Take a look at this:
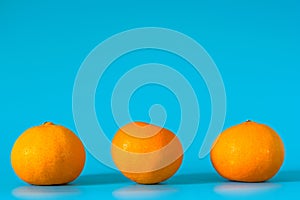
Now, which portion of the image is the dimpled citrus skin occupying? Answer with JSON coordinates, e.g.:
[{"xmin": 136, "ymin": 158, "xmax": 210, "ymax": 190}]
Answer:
[
  {"xmin": 111, "ymin": 122, "xmax": 183, "ymax": 184},
  {"xmin": 11, "ymin": 122, "xmax": 86, "ymax": 185},
  {"xmin": 210, "ymin": 120, "xmax": 284, "ymax": 182}
]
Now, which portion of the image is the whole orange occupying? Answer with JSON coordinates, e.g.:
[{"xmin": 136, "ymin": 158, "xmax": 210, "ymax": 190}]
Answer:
[
  {"xmin": 111, "ymin": 122, "xmax": 183, "ymax": 184},
  {"xmin": 11, "ymin": 122, "xmax": 86, "ymax": 185},
  {"xmin": 210, "ymin": 120, "xmax": 284, "ymax": 182}
]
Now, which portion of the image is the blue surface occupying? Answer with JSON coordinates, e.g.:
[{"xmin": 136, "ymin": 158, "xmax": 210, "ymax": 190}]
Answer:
[
  {"xmin": 1, "ymin": 0, "xmax": 300, "ymax": 199},
  {"xmin": 3, "ymin": 171, "xmax": 300, "ymax": 199}
]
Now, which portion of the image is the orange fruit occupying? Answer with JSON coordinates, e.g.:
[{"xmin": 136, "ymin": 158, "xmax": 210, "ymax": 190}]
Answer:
[
  {"xmin": 111, "ymin": 122, "xmax": 183, "ymax": 184},
  {"xmin": 11, "ymin": 122, "xmax": 86, "ymax": 185},
  {"xmin": 210, "ymin": 120, "xmax": 284, "ymax": 182}
]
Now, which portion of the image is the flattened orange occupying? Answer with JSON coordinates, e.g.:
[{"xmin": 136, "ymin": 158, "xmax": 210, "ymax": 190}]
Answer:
[
  {"xmin": 210, "ymin": 120, "xmax": 284, "ymax": 182},
  {"xmin": 11, "ymin": 122, "xmax": 86, "ymax": 185},
  {"xmin": 111, "ymin": 122, "xmax": 183, "ymax": 184}
]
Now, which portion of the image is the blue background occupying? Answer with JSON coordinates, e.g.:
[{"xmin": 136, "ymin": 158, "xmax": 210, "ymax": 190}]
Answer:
[{"xmin": 1, "ymin": 0, "xmax": 300, "ymax": 199}]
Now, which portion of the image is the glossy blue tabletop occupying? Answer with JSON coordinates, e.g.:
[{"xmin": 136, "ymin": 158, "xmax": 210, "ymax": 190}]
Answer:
[{"xmin": 3, "ymin": 171, "xmax": 300, "ymax": 200}]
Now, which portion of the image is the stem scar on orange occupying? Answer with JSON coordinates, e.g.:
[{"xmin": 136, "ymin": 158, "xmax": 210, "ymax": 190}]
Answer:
[
  {"xmin": 210, "ymin": 120, "xmax": 285, "ymax": 182},
  {"xmin": 111, "ymin": 122, "xmax": 183, "ymax": 184},
  {"xmin": 11, "ymin": 122, "xmax": 86, "ymax": 185}
]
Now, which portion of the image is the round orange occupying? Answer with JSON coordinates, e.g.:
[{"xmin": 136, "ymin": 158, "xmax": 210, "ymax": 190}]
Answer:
[
  {"xmin": 11, "ymin": 122, "xmax": 86, "ymax": 185},
  {"xmin": 111, "ymin": 122, "xmax": 183, "ymax": 184},
  {"xmin": 210, "ymin": 120, "xmax": 284, "ymax": 182}
]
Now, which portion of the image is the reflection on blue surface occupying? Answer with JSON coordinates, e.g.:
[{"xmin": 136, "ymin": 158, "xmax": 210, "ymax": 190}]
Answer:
[
  {"xmin": 12, "ymin": 185, "xmax": 81, "ymax": 199},
  {"xmin": 113, "ymin": 184, "xmax": 177, "ymax": 199},
  {"xmin": 6, "ymin": 172, "xmax": 300, "ymax": 200},
  {"xmin": 214, "ymin": 182, "xmax": 280, "ymax": 196}
]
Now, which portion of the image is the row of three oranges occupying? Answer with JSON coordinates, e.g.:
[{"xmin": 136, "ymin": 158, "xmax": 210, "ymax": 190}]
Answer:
[{"xmin": 11, "ymin": 120, "xmax": 284, "ymax": 185}]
